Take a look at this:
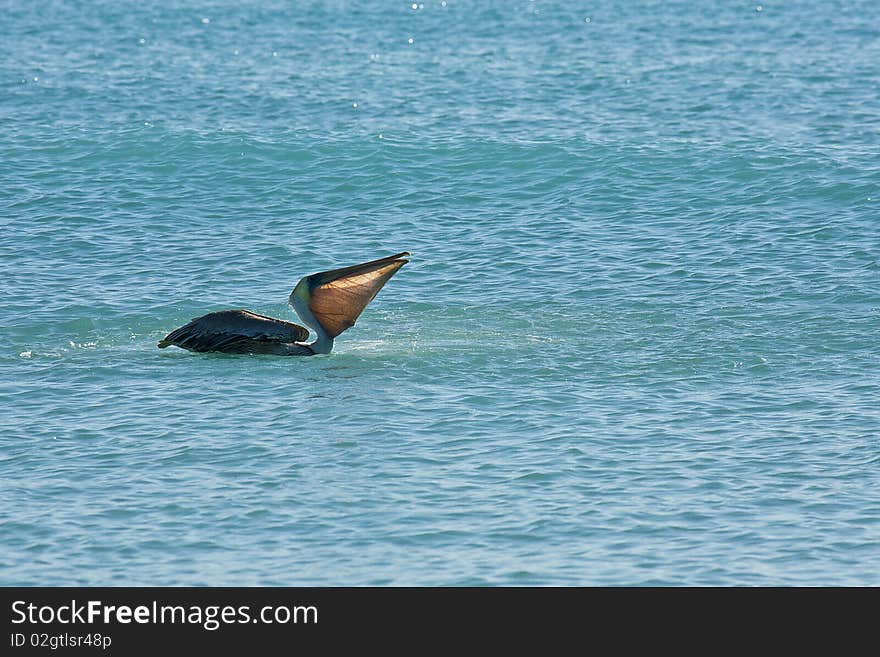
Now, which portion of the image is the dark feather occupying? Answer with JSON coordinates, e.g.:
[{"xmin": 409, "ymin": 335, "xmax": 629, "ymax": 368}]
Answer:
[{"xmin": 158, "ymin": 309, "xmax": 310, "ymax": 353}]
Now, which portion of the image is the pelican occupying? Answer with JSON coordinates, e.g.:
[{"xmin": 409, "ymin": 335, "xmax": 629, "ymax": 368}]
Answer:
[{"xmin": 158, "ymin": 252, "xmax": 409, "ymax": 356}]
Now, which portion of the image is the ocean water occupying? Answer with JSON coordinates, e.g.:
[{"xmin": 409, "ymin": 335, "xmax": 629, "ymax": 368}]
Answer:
[{"xmin": 2, "ymin": 0, "xmax": 878, "ymax": 586}]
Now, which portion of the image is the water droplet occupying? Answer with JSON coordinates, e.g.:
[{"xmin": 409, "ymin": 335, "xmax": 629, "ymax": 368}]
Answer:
[
  {"xmin": 441, "ymin": 0, "xmax": 447, "ymax": 6},
  {"xmin": 756, "ymin": 5, "xmax": 763, "ymax": 11},
  {"xmin": 139, "ymin": 38, "xmax": 146, "ymax": 44},
  {"xmin": 352, "ymin": 102, "xmax": 358, "ymax": 108},
  {"xmin": 33, "ymin": 76, "xmax": 39, "ymax": 82},
  {"xmin": 378, "ymin": 133, "xmax": 383, "ymax": 139},
  {"xmin": 408, "ymin": 37, "xmax": 414, "ymax": 44},
  {"xmin": 411, "ymin": 3, "xmax": 418, "ymax": 8},
  {"xmin": 201, "ymin": 17, "xmax": 210, "ymax": 24},
  {"xmin": 272, "ymin": 51, "xmax": 278, "ymax": 57},
  {"xmin": 584, "ymin": 17, "xmax": 591, "ymax": 23}
]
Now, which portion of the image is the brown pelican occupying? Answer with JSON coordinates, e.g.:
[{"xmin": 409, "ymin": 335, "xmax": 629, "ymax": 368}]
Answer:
[{"xmin": 158, "ymin": 252, "xmax": 409, "ymax": 355}]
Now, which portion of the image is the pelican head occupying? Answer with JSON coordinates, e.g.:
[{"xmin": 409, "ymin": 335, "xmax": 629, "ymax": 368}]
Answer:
[{"xmin": 288, "ymin": 251, "xmax": 410, "ymax": 354}]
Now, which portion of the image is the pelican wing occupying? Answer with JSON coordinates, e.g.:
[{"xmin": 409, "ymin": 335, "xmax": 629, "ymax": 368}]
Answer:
[
  {"xmin": 306, "ymin": 252, "xmax": 409, "ymax": 338},
  {"xmin": 158, "ymin": 309, "xmax": 310, "ymax": 353}
]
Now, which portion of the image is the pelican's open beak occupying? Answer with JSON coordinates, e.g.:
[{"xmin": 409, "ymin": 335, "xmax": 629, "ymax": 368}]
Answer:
[{"xmin": 305, "ymin": 252, "xmax": 410, "ymax": 338}]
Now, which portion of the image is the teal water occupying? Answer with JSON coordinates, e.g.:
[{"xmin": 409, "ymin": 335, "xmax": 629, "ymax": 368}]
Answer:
[{"xmin": 2, "ymin": 1, "xmax": 879, "ymax": 585}]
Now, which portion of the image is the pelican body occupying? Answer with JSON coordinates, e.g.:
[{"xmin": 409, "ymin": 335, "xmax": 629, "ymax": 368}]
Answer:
[{"xmin": 158, "ymin": 252, "xmax": 409, "ymax": 356}]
